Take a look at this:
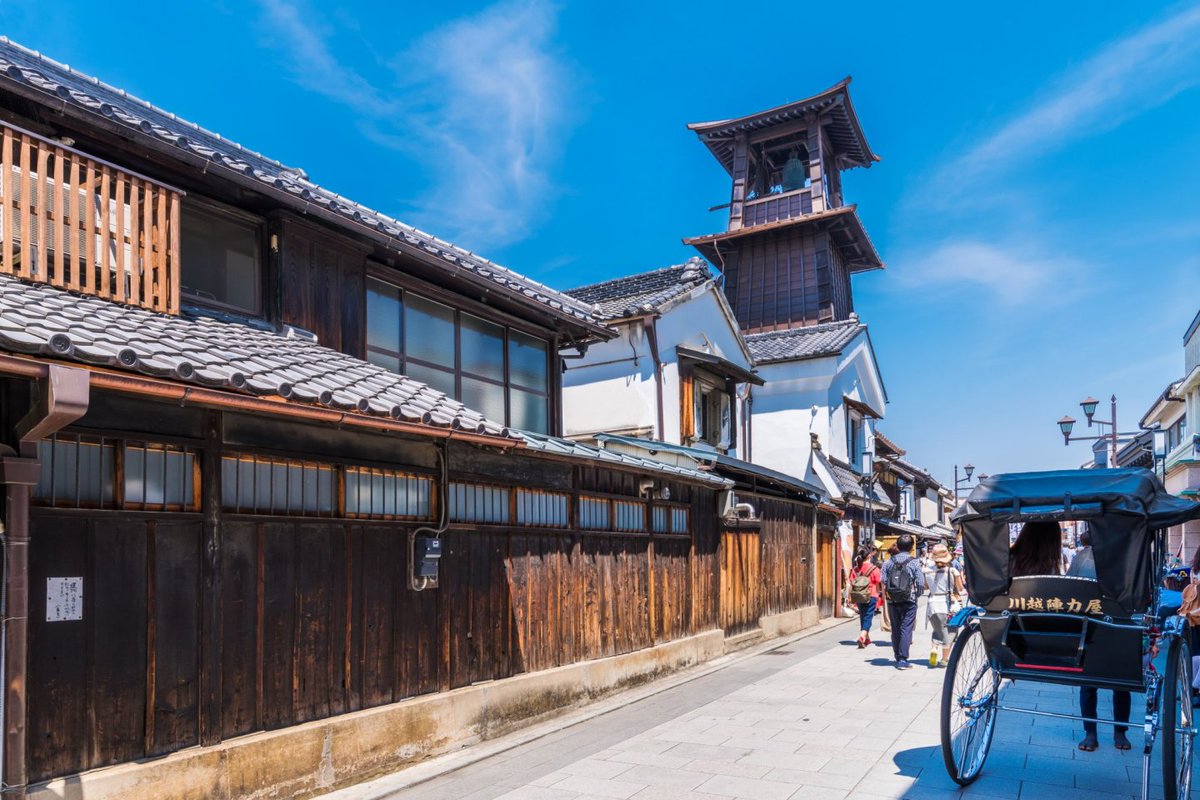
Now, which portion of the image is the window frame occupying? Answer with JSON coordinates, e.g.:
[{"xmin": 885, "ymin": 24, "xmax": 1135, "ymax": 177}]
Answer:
[
  {"xmin": 364, "ymin": 276, "xmax": 552, "ymax": 433},
  {"xmin": 179, "ymin": 198, "xmax": 267, "ymax": 317}
]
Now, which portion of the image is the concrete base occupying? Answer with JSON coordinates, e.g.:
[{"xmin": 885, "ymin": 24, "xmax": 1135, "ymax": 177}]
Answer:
[
  {"xmin": 29, "ymin": 629, "xmax": 726, "ymax": 800},
  {"xmin": 759, "ymin": 605, "xmax": 820, "ymax": 639}
]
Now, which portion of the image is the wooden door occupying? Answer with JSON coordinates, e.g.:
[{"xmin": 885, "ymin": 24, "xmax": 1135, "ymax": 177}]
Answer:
[
  {"xmin": 816, "ymin": 533, "xmax": 835, "ymax": 618},
  {"xmin": 720, "ymin": 528, "xmax": 761, "ymax": 635}
]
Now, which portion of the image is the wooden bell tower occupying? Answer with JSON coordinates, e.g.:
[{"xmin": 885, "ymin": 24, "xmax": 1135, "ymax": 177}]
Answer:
[{"xmin": 684, "ymin": 78, "xmax": 884, "ymax": 333}]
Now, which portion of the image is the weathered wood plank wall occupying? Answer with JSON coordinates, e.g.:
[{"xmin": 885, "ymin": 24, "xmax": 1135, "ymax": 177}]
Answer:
[
  {"xmin": 24, "ymin": 462, "xmax": 724, "ymax": 784},
  {"xmin": 718, "ymin": 494, "xmax": 817, "ymax": 635}
]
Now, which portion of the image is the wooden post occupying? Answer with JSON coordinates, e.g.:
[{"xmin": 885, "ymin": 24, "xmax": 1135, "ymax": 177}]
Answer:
[
  {"xmin": 1, "ymin": 455, "xmax": 41, "ymax": 800},
  {"xmin": 728, "ymin": 134, "xmax": 748, "ymax": 231},
  {"xmin": 198, "ymin": 411, "xmax": 223, "ymax": 746},
  {"xmin": 806, "ymin": 115, "xmax": 825, "ymax": 214}
]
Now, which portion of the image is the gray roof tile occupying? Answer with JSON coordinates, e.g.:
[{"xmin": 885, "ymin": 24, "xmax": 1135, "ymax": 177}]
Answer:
[
  {"xmin": 815, "ymin": 450, "xmax": 894, "ymax": 509},
  {"xmin": 517, "ymin": 431, "xmax": 731, "ymax": 488},
  {"xmin": 0, "ymin": 276, "xmax": 512, "ymax": 438},
  {"xmin": 744, "ymin": 319, "xmax": 863, "ymax": 364},
  {"xmin": 565, "ymin": 259, "xmax": 712, "ymax": 320},
  {"xmin": 0, "ymin": 38, "xmax": 609, "ymax": 336}
]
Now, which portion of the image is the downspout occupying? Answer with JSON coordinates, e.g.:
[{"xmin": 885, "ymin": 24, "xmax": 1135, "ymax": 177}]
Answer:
[
  {"xmin": 1, "ymin": 365, "xmax": 90, "ymax": 799},
  {"xmin": 644, "ymin": 317, "xmax": 665, "ymax": 441}
]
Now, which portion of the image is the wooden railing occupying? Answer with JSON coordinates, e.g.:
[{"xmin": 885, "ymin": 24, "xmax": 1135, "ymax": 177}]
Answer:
[{"xmin": 0, "ymin": 121, "xmax": 181, "ymax": 314}]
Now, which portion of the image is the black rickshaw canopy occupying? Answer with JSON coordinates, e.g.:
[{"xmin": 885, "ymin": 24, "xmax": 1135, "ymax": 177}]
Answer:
[{"xmin": 952, "ymin": 468, "xmax": 1200, "ymax": 613}]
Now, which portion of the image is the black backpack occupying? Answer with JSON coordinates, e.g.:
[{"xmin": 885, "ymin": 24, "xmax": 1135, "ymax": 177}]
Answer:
[{"xmin": 885, "ymin": 555, "xmax": 917, "ymax": 603}]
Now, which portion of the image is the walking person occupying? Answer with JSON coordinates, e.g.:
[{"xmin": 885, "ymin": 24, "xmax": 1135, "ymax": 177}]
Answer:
[
  {"xmin": 880, "ymin": 544, "xmax": 899, "ymax": 633},
  {"xmin": 924, "ymin": 542, "xmax": 963, "ymax": 667},
  {"xmin": 881, "ymin": 533, "xmax": 924, "ymax": 669},
  {"xmin": 849, "ymin": 545, "xmax": 882, "ymax": 648},
  {"xmin": 1065, "ymin": 528, "xmax": 1131, "ymax": 751}
]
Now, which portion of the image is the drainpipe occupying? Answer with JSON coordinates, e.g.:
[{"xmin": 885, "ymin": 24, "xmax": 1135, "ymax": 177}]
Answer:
[
  {"xmin": 643, "ymin": 318, "xmax": 666, "ymax": 441},
  {"xmin": 1, "ymin": 365, "xmax": 90, "ymax": 799}
]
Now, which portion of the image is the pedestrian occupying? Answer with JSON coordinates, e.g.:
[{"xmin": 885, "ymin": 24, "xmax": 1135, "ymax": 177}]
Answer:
[
  {"xmin": 1065, "ymin": 528, "xmax": 1131, "ymax": 751},
  {"xmin": 881, "ymin": 533, "xmax": 924, "ymax": 669},
  {"xmin": 849, "ymin": 545, "xmax": 882, "ymax": 648},
  {"xmin": 880, "ymin": 544, "xmax": 899, "ymax": 632},
  {"xmin": 924, "ymin": 543, "xmax": 963, "ymax": 667},
  {"xmin": 1010, "ymin": 520, "xmax": 1063, "ymax": 577}
]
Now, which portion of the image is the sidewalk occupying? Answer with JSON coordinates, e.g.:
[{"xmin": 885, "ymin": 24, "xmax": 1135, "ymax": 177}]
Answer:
[{"xmin": 319, "ymin": 607, "xmax": 1197, "ymax": 800}]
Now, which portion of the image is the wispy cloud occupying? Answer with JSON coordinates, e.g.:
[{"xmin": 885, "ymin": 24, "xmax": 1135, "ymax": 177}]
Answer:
[
  {"xmin": 894, "ymin": 239, "xmax": 1087, "ymax": 306},
  {"xmin": 257, "ymin": 0, "xmax": 575, "ymax": 250},
  {"xmin": 944, "ymin": 4, "xmax": 1200, "ymax": 186}
]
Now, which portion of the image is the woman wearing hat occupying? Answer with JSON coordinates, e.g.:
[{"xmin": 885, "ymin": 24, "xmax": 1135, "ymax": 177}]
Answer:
[{"xmin": 924, "ymin": 542, "xmax": 964, "ymax": 667}]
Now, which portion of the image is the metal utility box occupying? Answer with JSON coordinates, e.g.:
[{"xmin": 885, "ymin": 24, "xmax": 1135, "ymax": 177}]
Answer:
[{"xmin": 413, "ymin": 535, "xmax": 442, "ymax": 579}]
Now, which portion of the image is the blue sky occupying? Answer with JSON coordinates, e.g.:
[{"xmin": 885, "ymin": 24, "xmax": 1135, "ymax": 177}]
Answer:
[{"xmin": 5, "ymin": 1, "xmax": 1199, "ymax": 485}]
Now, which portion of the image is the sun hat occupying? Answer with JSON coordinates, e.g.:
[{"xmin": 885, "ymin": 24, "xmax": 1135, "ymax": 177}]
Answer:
[{"xmin": 931, "ymin": 543, "xmax": 953, "ymax": 566}]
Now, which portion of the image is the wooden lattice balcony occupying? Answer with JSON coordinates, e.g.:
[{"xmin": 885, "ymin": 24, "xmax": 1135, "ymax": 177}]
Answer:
[{"xmin": 0, "ymin": 121, "xmax": 181, "ymax": 314}]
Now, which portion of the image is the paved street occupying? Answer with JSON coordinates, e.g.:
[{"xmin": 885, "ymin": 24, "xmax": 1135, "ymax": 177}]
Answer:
[{"xmin": 324, "ymin": 609, "xmax": 1196, "ymax": 800}]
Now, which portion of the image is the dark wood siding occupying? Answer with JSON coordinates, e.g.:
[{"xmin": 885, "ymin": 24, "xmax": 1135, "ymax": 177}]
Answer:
[
  {"xmin": 719, "ymin": 493, "xmax": 818, "ymax": 635},
  {"xmin": 23, "ymin": 423, "xmax": 734, "ymax": 784},
  {"xmin": 720, "ymin": 227, "xmax": 852, "ymax": 332},
  {"xmin": 277, "ymin": 216, "xmax": 369, "ymax": 354}
]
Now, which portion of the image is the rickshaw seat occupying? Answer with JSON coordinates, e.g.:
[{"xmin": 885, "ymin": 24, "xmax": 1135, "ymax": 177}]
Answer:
[{"xmin": 978, "ymin": 576, "xmax": 1143, "ymax": 690}]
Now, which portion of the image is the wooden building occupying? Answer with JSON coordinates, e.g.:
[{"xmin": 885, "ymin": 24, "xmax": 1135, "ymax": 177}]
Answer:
[
  {"xmin": 682, "ymin": 80, "xmax": 890, "ymax": 590},
  {"xmin": 683, "ymin": 79, "xmax": 883, "ymax": 333},
  {"xmin": 0, "ymin": 39, "xmax": 763, "ymax": 800}
]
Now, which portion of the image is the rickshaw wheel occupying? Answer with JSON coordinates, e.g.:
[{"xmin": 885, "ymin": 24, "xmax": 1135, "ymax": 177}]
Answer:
[
  {"xmin": 941, "ymin": 624, "xmax": 999, "ymax": 785},
  {"xmin": 1161, "ymin": 634, "xmax": 1194, "ymax": 800}
]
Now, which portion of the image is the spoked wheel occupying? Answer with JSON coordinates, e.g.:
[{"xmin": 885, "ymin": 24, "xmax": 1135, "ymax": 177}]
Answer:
[
  {"xmin": 941, "ymin": 624, "xmax": 1000, "ymax": 785},
  {"xmin": 1161, "ymin": 634, "xmax": 1194, "ymax": 800}
]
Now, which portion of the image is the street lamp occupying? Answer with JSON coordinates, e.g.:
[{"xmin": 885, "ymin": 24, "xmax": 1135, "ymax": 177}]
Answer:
[
  {"xmin": 954, "ymin": 463, "xmax": 977, "ymax": 506},
  {"xmin": 1055, "ymin": 394, "xmax": 1140, "ymax": 467}
]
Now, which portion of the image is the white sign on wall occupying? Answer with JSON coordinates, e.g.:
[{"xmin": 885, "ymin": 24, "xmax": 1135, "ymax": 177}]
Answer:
[{"xmin": 46, "ymin": 577, "xmax": 83, "ymax": 622}]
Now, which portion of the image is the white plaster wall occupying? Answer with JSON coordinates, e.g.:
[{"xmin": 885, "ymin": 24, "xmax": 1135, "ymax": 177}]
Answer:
[
  {"xmin": 750, "ymin": 329, "xmax": 887, "ymax": 482},
  {"xmin": 562, "ymin": 286, "xmax": 755, "ymax": 446},
  {"xmin": 562, "ymin": 320, "xmax": 658, "ymax": 438}
]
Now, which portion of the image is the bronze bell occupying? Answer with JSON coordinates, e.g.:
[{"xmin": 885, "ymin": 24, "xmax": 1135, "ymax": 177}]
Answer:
[{"xmin": 780, "ymin": 151, "xmax": 807, "ymax": 192}]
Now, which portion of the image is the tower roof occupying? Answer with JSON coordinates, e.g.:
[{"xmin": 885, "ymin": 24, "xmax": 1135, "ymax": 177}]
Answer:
[
  {"xmin": 684, "ymin": 205, "xmax": 884, "ymax": 273},
  {"xmin": 687, "ymin": 78, "xmax": 879, "ymax": 175}
]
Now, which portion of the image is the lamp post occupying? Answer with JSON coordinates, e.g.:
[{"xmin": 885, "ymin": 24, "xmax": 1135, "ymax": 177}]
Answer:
[
  {"xmin": 1056, "ymin": 394, "xmax": 1141, "ymax": 467},
  {"xmin": 954, "ymin": 463, "xmax": 976, "ymax": 506}
]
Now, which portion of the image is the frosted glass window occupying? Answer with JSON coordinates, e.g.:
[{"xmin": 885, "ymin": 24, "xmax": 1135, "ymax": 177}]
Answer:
[
  {"xmin": 508, "ymin": 330, "xmax": 547, "ymax": 390},
  {"xmin": 406, "ymin": 294, "xmax": 456, "ymax": 368},
  {"xmin": 516, "ymin": 489, "xmax": 569, "ymax": 527},
  {"xmin": 450, "ymin": 482, "xmax": 511, "ymax": 524},
  {"xmin": 222, "ymin": 455, "xmax": 336, "ymax": 517},
  {"xmin": 366, "ymin": 279, "xmax": 402, "ymax": 368},
  {"xmin": 509, "ymin": 388, "xmax": 548, "ymax": 433},
  {"xmin": 460, "ymin": 313, "xmax": 504, "ymax": 381},
  {"xmin": 613, "ymin": 500, "xmax": 646, "ymax": 532},
  {"xmin": 124, "ymin": 444, "xmax": 196, "ymax": 510},
  {"xmin": 405, "ymin": 361, "xmax": 456, "ymax": 397},
  {"xmin": 344, "ymin": 467, "xmax": 433, "ymax": 520},
  {"xmin": 462, "ymin": 376, "xmax": 506, "ymax": 423},
  {"xmin": 578, "ymin": 497, "xmax": 610, "ymax": 530},
  {"xmin": 33, "ymin": 437, "xmax": 115, "ymax": 507}
]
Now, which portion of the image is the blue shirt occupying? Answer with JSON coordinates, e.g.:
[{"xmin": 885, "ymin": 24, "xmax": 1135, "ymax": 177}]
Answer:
[{"xmin": 881, "ymin": 553, "xmax": 925, "ymax": 602}]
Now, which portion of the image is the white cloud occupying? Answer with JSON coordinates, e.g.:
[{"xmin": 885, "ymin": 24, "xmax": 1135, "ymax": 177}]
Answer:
[
  {"xmin": 946, "ymin": 4, "xmax": 1200, "ymax": 185},
  {"xmin": 257, "ymin": 0, "xmax": 574, "ymax": 250},
  {"xmin": 894, "ymin": 239, "xmax": 1086, "ymax": 305}
]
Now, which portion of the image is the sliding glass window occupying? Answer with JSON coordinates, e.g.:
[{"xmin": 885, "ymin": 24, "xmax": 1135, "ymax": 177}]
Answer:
[{"xmin": 365, "ymin": 277, "xmax": 551, "ymax": 433}]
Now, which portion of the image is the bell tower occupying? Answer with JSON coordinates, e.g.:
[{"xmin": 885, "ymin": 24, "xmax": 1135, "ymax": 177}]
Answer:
[{"xmin": 684, "ymin": 78, "xmax": 883, "ymax": 333}]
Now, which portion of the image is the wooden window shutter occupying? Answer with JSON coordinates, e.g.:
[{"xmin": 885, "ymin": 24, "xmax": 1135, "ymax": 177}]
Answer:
[{"xmin": 680, "ymin": 371, "xmax": 695, "ymax": 440}]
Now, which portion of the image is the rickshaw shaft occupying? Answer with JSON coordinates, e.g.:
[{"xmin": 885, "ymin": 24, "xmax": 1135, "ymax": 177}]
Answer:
[{"xmin": 997, "ymin": 704, "xmax": 1197, "ymax": 735}]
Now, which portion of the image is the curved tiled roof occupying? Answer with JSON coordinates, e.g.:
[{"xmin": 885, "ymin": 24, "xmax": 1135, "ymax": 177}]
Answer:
[
  {"xmin": 744, "ymin": 319, "xmax": 863, "ymax": 364},
  {"xmin": 518, "ymin": 431, "xmax": 732, "ymax": 488},
  {"xmin": 565, "ymin": 259, "xmax": 711, "ymax": 321},
  {"xmin": 0, "ymin": 276, "xmax": 511, "ymax": 437},
  {"xmin": 0, "ymin": 38, "xmax": 609, "ymax": 337}
]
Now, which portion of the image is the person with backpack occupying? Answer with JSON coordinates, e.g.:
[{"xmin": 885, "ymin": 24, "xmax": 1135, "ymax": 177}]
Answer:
[
  {"xmin": 881, "ymin": 533, "xmax": 924, "ymax": 669},
  {"xmin": 849, "ymin": 545, "xmax": 882, "ymax": 648}
]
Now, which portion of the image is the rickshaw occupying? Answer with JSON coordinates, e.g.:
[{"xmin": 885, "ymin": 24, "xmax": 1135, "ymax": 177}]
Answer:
[{"xmin": 942, "ymin": 468, "xmax": 1200, "ymax": 800}]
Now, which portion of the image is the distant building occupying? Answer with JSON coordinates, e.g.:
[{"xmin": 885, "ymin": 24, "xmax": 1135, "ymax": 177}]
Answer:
[{"xmin": 681, "ymin": 79, "xmax": 888, "ymax": 549}]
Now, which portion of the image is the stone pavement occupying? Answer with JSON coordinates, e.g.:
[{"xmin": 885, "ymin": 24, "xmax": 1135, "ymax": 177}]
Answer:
[{"xmin": 321, "ymin": 606, "xmax": 1199, "ymax": 800}]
